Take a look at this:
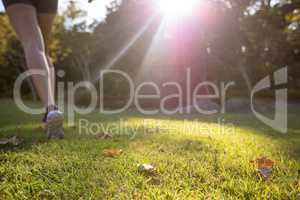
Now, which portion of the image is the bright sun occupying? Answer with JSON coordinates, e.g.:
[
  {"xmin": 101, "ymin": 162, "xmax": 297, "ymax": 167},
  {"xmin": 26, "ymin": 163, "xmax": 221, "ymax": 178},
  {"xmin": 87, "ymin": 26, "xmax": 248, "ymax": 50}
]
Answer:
[{"xmin": 158, "ymin": 0, "xmax": 197, "ymax": 17}]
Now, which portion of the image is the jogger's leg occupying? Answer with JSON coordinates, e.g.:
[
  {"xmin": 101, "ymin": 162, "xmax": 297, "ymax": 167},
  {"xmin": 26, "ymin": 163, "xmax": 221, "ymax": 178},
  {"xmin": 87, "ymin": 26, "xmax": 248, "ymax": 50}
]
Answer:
[
  {"xmin": 37, "ymin": 15, "xmax": 64, "ymax": 139},
  {"xmin": 6, "ymin": 4, "xmax": 55, "ymax": 107},
  {"xmin": 37, "ymin": 13, "xmax": 56, "ymax": 98},
  {"xmin": 6, "ymin": 4, "xmax": 64, "ymax": 139}
]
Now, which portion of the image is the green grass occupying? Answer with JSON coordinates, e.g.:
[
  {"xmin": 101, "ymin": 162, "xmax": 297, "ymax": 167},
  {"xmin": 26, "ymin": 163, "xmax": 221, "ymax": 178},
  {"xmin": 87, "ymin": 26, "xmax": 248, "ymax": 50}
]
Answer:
[{"xmin": 0, "ymin": 99, "xmax": 300, "ymax": 199}]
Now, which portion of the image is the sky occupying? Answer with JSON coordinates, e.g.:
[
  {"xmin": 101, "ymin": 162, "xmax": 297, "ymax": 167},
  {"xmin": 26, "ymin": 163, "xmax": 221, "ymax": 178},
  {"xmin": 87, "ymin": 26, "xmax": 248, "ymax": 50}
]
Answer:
[{"xmin": 0, "ymin": 0, "xmax": 111, "ymax": 23}]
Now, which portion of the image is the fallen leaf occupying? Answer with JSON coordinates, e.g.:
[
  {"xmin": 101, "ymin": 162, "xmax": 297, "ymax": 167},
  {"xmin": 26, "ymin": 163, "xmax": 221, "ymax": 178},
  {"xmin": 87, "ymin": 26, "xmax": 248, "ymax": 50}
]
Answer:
[
  {"xmin": 252, "ymin": 157, "xmax": 275, "ymax": 179},
  {"xmin": 138, "ymin": 164, "xmax": 156, "ymax": 175},
  {"xmin": 0, "ymin": 136, "xmax": 21, "ymax": 146},
  {"xmin": 0, "ymin": 138, "xmax": 9, "ymax": 145},
  {"xmin": 102, "ymin": 148, "xmax": 123, "ymax": 157},
  {"xmin": 255, "ymin": 157, "xmax": 274, "ymax": 168}
]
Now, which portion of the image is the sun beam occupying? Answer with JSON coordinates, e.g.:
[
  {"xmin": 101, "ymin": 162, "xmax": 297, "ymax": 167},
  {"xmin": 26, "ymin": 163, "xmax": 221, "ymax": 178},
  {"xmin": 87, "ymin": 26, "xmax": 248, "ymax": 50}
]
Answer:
[{"xmin": 158, "ymin": 0, "xmax": 197, "ymax": 17}]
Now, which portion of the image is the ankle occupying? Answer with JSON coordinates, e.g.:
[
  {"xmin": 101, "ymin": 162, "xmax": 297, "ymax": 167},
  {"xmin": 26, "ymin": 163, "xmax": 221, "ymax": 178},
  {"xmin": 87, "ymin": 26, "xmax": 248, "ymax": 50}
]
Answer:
[{"xmin": 46, "ymin": 105, "xmax": 58, "ymax": 112}]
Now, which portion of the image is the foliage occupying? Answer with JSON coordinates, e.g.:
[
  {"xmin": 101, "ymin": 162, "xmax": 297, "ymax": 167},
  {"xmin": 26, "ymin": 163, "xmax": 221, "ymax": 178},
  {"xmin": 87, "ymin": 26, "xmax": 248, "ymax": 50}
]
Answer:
[{"xmin": 0, "ymin": 0, "xmax": 299, "ymax": 100}]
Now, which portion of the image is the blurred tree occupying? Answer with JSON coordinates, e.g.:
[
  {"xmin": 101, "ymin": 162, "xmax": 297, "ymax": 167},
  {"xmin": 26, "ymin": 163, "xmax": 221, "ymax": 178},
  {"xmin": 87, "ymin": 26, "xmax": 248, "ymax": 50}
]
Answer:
[{"xmin": 0, "ymin": 0, "xmax": 300, "ymax": 102}]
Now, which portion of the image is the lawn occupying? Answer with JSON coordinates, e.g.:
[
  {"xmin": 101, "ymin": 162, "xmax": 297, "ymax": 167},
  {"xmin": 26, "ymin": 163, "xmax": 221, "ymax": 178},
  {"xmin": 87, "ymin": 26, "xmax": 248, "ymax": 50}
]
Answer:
[{"xmin": 0, "ymin": 99, "xmax": 299, "ymax": 199}]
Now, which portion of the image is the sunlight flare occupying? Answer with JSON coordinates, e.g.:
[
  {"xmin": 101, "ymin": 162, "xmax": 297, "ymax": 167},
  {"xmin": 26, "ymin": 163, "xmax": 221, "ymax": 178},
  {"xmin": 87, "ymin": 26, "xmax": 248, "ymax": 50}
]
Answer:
[{"xmin": 158, "ymin": 0, "xmax": 197, "ymax": 17}]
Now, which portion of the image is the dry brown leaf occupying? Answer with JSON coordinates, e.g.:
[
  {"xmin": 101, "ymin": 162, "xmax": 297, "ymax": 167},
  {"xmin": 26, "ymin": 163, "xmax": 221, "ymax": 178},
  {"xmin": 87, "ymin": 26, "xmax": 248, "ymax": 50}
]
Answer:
[
  {"xmin": 255, "ymin": 157, "xmax": 274, "ymax": 168},
  {"xmin": 252, "ymin": 157, "xmax": 275, "ymax": 179},
  {"xmin": 102, "ymin": 148, "xmax": 123, "ymax": 157}
]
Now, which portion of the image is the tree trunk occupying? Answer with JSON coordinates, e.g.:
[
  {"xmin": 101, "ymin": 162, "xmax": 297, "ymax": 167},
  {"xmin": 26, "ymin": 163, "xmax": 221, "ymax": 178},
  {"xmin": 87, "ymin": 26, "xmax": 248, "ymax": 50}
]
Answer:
[{"xmin": 239, "ymin": 63, "xmax": 252, "ymax": 94}]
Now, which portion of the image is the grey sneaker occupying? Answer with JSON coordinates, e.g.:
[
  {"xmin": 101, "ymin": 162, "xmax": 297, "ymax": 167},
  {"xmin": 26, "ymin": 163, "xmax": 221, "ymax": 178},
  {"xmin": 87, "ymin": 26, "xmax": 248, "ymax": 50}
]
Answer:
[{"xmin": 46, "ymin": 110, "xmax": 64, "ymax": 139}]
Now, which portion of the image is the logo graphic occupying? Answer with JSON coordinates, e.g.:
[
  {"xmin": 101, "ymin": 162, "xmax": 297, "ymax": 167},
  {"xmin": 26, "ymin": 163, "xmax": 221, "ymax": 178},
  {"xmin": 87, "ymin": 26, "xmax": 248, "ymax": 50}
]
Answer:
[{"xmin": 251, "ymin": 67, "xmax": 288, "ymax": 134}]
